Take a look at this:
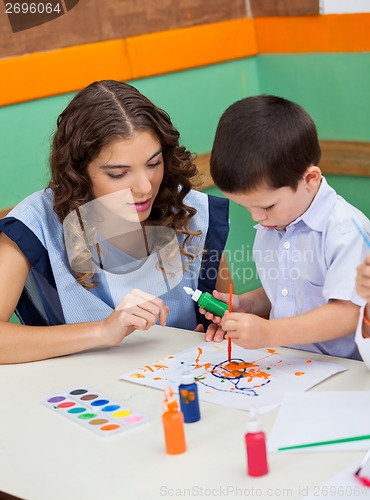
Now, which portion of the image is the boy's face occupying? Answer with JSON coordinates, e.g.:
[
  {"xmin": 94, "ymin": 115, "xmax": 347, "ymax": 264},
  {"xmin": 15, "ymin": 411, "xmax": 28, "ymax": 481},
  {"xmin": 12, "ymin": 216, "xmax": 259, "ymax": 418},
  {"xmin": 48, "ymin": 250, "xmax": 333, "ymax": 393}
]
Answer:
[{"xmin": 223, "ymin": 176, "xmax": 319, "ymax": 231}]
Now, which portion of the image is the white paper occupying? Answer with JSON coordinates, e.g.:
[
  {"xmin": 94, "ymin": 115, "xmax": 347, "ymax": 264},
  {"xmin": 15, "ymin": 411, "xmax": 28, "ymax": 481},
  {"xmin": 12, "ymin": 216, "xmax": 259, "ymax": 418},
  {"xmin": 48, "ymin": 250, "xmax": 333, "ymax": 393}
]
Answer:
[
  {"xmin": 269, "ymin": 391, "xmax": 370, "ymax": 452},
  {"xmin": 120, "ymin": 343, "xmax": 346, "ymax": 412}
]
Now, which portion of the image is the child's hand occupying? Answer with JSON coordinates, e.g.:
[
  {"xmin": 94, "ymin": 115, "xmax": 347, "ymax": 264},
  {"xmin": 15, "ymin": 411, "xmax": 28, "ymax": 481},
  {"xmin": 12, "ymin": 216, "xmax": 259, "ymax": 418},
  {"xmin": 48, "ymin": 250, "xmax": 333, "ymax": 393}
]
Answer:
[
  {"xmin": 100, "ymin": 289, "xmax": 169, "ymax": 346},
  {"xmin": 222, "ymin": 312, "xmax": 271, "ymax": 349},
  {"xmin": 356, "ymin": 255, "xmax": 370, "ymax": 304},
  {"xmin": 199, "ymin": 289, "xmax": 241, "ymax": 324},
  {"xmin": 205, "ymin": 323, "xmax": 227, "ymax": 342},
  {"xmin": 194, "ymin": 323, "xmax": 226, "ymax": 342}
]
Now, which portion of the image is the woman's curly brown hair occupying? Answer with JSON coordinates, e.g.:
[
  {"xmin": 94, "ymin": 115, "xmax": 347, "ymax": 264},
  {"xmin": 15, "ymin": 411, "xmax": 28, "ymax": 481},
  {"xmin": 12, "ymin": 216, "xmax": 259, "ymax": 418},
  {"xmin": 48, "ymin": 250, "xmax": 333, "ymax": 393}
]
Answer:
[{"xmin": 48, "ymin": 80, "xmax": 202, "ymax": 287}]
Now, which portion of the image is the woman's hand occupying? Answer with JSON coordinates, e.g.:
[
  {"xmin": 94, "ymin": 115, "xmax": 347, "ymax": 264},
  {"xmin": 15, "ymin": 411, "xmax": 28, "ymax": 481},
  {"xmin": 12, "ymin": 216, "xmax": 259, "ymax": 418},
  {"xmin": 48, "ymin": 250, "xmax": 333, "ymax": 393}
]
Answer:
[{"xmin": 99, "ymin": 288, "xmax": 169, "ymax": 346}]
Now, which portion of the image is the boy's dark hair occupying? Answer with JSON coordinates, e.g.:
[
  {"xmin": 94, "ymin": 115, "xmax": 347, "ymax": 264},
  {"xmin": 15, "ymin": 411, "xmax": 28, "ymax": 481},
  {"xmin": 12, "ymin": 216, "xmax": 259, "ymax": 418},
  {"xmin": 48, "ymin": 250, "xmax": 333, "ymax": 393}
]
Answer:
[{"xmin": 210, "ymin": 95, "xmax": 321, "ymax": 193}]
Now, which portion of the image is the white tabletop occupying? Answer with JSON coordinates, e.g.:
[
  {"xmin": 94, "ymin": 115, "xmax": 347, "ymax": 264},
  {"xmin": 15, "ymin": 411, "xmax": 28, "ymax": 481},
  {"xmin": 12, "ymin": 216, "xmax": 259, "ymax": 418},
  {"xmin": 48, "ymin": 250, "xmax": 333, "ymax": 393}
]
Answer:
[{"xmin": 1, "ymin": 326, "xmax": 369, "ymax": 500}]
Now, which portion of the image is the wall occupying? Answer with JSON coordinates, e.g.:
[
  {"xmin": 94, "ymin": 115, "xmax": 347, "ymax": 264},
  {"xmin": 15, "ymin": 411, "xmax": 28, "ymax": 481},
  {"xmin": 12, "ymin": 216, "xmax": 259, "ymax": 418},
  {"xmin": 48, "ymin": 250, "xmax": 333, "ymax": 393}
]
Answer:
[
  {"xmin": 0, "ymin": 57, "xmax": 259, "ymax": 208},
  {"xmin": 1, "ymin": 0, "xmax": 370, "ymax": 299}
]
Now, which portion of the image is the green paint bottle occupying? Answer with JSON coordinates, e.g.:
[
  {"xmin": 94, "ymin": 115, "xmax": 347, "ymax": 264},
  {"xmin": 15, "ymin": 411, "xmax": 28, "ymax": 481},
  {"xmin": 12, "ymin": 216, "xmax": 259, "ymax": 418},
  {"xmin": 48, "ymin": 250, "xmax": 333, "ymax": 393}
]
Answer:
[{"xmin": 183, "ymin": 286, "xmax": 229, "ymax": 317}]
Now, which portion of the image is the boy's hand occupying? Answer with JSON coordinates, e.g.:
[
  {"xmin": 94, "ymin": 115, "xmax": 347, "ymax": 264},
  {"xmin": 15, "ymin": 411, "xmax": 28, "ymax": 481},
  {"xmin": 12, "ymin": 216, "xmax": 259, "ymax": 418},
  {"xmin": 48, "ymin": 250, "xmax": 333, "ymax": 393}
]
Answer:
[
  {"xmin": 222, "ymin": 312, "xmax": 271, "ymax": 349},
  {"xmin": 356, "ymin": 254, "xmax": 370, "ymax": 303},
  {"xmin": 199, "ymin": 290, "xmax": 241, "ymax": 324},
  {"xmin": 194, "ymin": 323, "xmax": 227, "ymax": 342}
]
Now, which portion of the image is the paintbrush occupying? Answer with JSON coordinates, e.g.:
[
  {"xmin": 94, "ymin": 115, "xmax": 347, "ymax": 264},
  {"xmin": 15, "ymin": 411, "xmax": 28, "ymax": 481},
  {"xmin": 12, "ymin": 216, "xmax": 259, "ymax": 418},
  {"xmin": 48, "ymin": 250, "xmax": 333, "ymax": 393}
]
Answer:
[
  {"xmin": 227, "ymin": 283, "xmax": 233, "ymax": 362},
  {"xmin": 354, "ymin": 447, "xmax": 370, "ymax": 483},
  {"xmin": 352, "ymin": 217, "xmax": 370, "ymax": 249}
]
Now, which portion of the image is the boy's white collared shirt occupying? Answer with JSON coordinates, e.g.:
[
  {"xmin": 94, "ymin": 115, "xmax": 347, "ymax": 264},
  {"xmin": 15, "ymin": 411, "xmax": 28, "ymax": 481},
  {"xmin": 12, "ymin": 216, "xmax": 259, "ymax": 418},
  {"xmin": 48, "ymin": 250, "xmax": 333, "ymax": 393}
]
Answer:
[{"xmin": 253, "ymin": 177, "xmax": 369, "ymax": 359}]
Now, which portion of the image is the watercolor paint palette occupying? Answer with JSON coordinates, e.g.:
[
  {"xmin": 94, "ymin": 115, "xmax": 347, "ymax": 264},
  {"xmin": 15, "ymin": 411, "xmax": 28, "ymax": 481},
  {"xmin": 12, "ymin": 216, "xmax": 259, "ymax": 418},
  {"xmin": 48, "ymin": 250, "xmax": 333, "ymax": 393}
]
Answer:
[{"xmin": 43, "ymin": 387, "xmax": 148, "ymax": 436}]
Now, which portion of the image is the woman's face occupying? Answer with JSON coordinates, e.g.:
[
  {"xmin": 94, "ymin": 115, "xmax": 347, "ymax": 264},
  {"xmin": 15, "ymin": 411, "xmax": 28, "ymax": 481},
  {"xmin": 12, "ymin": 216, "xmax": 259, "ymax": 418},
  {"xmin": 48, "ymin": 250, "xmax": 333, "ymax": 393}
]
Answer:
[{"xmin": 87, "ymin": 131, "xmax": 164, "ymax": 222}]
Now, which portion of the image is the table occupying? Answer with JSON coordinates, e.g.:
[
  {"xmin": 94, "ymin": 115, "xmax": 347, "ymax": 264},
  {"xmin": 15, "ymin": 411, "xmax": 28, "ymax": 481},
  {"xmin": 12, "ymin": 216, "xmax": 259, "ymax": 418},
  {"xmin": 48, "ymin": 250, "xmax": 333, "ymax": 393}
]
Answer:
[{"xmin": 1, "ymin": 326, "xmax": 369, "ymax": 500}]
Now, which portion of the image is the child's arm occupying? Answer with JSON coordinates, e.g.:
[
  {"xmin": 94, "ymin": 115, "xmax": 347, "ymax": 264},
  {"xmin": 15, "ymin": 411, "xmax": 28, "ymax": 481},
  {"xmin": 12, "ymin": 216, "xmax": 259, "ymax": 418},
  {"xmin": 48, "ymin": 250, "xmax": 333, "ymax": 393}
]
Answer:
[
  {"xmin": 356, "ymin": 254, "xmax": 370, "ymax": 338},
  {"xmin": 222, "ymin": 299, "xmax": 359, "ymax": 350},
  {"xmin": 354, "ymin": 255, "xmax": 370, "ymax": 369},
  {"xmin": 0, "ymin": 233, "xmax": 168, "ymax": 364}
]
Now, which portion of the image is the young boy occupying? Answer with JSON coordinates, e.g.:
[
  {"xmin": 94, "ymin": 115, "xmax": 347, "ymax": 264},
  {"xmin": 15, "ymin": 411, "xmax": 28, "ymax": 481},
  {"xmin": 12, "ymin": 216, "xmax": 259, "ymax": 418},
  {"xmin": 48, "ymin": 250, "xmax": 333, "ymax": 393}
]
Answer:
[{"xmin": 207, "ymin": 94, "xmax": 370, "ymax": 360}]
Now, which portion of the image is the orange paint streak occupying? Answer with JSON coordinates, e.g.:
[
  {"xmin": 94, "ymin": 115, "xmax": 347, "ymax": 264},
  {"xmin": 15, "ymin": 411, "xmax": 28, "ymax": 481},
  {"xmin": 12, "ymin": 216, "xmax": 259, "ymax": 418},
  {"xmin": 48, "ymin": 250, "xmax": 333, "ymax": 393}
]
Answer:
[
  {"xmin": 295, "ymin": 372, "xmax": 305, "ymax": 376},
  {"xmin": 267, "ymin": 349, "xmax": 276, "ymax": 353},
  {"xmin": 195, "ymin": 347, "xmax": 203, "ymax": 365},
  {"xmin": 130, "ymin": 373, "xmax": 145, "ymax": 379},
  {"xmin": 153, "ymin": 377, "xmax": 162, "ymax": 380},
  {"xmin": 153, "ymin": 364, "xmax": 168, "ymax": 370},
  {"xmin": 144, "ymin": 365, "xmax": 154, "ymax": 372},
  {"xmin": 253, "ymin": 351, "xmax": 279, "ymax": 364},
  {"xmin": 306, "ymin": 360, "xmax": 312, "ymax": 364},
  {"xmin": 218, "ymin": 361, "xmax": 271, "ymax": 383}
]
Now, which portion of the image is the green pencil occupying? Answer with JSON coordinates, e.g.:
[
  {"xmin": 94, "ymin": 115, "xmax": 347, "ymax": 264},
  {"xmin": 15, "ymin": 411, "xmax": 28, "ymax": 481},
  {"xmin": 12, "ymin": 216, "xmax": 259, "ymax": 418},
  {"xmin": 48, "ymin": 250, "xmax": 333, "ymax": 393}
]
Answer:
[{"xmin": 278, "ymin": 434, "xmax": 370, "ymax": 451}]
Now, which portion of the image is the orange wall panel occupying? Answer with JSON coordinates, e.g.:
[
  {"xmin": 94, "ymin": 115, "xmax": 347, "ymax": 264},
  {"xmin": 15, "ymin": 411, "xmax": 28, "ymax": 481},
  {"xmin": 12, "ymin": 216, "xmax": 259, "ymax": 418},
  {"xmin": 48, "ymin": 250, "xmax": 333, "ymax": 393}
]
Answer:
[
  {"xmin": 255, "ymin": 13, "xmax": 370, "ymax": 53},
  {"xmin": 126, "ymin": 18, "xmax": 257, "ymax": 79},
  {"xmin": 0, "ymin": 40, "xmax": 132, "ymax": 106}
]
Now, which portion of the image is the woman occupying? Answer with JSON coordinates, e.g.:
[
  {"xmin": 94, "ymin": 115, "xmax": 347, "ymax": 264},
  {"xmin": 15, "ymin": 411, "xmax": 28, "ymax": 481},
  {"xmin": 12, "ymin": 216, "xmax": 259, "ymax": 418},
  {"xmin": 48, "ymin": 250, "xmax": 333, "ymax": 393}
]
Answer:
[{"xmin": 0, "ymin": 80, "xmax": 231, "ymax": 363}]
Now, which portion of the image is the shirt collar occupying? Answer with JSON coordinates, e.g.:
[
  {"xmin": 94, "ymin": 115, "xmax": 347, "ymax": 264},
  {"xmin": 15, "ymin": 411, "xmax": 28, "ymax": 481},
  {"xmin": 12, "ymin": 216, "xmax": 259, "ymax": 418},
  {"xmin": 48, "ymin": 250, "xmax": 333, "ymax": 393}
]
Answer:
[
  {"xmin": 293, "ymin": 176, "xmax": 337, "ymax": 232},
  {"xmin": 254, "ymin": 176, "xmax": 337, "ymax": 233}
]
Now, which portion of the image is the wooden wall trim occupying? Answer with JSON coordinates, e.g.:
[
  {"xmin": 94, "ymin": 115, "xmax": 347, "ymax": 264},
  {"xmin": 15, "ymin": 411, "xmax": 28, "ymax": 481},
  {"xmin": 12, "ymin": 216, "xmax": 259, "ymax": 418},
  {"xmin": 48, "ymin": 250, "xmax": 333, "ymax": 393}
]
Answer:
[
  {"xmin": 194, "ymin": 141, "xmax": 370, "ymax": 189},
  {"xmin": 2, "ymin": 13, "xmax": 370, "ymax": 106},
  {"xmin": 250, "ymin": 0, "xmax": 319, "ymax": 17},
  {"xmin": 0, "ymin": 207, "xmax": 12, "ymax": 218}
]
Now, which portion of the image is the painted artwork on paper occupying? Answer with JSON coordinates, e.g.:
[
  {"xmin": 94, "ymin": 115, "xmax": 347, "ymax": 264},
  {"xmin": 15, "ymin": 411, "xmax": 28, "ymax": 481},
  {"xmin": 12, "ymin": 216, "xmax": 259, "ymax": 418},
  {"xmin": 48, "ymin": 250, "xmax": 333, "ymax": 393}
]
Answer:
[{"xmin": 120, "ymin": 343, "xmax": 346, "ymax": 411}]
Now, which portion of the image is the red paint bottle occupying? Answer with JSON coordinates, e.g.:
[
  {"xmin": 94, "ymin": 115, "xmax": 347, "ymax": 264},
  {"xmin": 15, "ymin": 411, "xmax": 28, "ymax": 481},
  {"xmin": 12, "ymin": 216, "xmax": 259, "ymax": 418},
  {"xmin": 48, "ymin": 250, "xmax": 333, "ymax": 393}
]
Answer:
[{"xmin": 245, "ymin": 407, "xmax": 268, "ymax": 477}]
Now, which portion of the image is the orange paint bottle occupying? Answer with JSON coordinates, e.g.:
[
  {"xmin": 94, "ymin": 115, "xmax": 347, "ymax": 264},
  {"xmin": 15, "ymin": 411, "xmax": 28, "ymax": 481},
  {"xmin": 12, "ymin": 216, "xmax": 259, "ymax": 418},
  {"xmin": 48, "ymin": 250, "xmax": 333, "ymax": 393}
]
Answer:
[{"xmin": 162, "ymin": 387, "xmax": 186, "ymax": 455}]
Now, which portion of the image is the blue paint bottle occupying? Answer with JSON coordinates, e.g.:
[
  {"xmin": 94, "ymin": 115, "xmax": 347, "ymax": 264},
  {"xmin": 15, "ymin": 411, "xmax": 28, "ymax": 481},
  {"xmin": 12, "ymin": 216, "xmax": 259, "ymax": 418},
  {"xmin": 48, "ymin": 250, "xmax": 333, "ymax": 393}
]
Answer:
[{"xmin": 179, "ymin": 370, "xmax": 201, "ymax": 423}]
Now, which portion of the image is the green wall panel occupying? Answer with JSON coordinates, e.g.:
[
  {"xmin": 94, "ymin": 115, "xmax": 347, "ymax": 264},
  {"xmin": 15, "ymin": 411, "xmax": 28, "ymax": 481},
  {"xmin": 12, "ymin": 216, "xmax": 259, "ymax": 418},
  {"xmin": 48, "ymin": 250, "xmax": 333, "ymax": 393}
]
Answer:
[
  {"xmin": 130, "ymin": 58, "xmax": 259, "ymax": 155},
  {"xmin": 0, "ymin": 58, "xmax": 259, "ymax": 209},
  {"xmin": 0, "ymin": 94, "xmax": 73, "ymax": 208},
  {"xmin": 257, "ymin": 53, "xmax": 370, "ymax": 141}
]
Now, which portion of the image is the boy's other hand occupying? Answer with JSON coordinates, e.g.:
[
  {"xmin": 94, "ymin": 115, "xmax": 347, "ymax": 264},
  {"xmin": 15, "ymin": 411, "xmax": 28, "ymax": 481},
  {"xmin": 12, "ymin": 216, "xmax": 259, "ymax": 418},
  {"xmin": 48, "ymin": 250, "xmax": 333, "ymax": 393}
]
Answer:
[
  {"xmin": 194, "ymin": 323, "xmax": 227, "ymax": 342},
  {"xmin": 356, "ymin": 254, "xmax": 370, "ymax": 304},
  {"xmin": 199, "ymin": 289, "xmax": 242, "ymax": 324}
]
